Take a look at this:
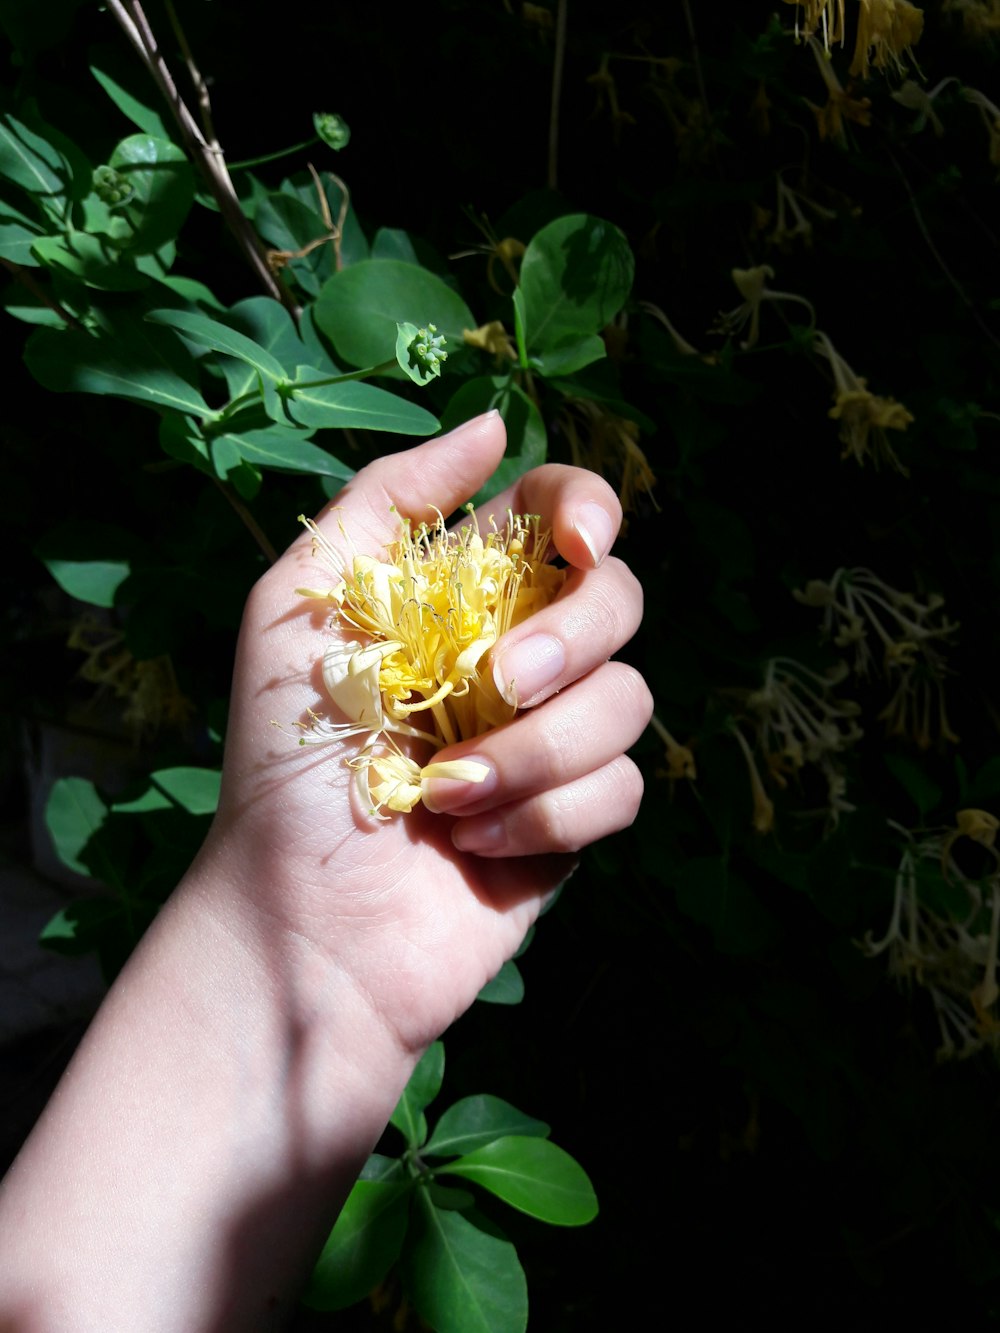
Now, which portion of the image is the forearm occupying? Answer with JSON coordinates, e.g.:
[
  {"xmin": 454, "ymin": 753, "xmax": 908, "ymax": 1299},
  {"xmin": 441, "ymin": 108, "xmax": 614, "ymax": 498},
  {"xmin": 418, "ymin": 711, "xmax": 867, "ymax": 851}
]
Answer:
[{"xmin": 0, "ymin": 841, "xmax": 417, "ymax": 1331}]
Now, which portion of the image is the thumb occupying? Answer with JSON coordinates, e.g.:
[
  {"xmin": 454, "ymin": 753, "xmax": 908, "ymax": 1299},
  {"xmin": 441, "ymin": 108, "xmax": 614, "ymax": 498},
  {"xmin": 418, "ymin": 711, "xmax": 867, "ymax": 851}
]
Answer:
[{"xmin": 316, "ymin": 411, "xmax": 507, "ymax": 552}]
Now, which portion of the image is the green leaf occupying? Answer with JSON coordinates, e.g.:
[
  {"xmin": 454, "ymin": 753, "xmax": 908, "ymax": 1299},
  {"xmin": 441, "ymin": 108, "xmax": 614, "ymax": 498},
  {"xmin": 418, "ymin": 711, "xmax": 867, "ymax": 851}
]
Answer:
[
  {"xmin": 285, "ymin": 368, "xmax": 439, "ymax": 435},
  {"xmin": 315, "ymin": 259, "xmax": 474, "ymax": 370},
  {"xmin": 0, "ymin": 217, "xmax": 42, "ymax": 263},
  {"xmin": 885, "ymin": 753, "xmax": 943, "ymax": 818},
  {"xmin": 302, "ymin": 1179, "xmax": 412, "ymax": 1312},
  {"xmin": 35, "ymin": 520, "xmax": 141, "ymax": 607},
  {"xmin": 674, "ymin": 856, "xmax": 781, "ymax": 955},
  {"xmin": 39, "ymin": 897, "xmax": 127, "ymax": 956},
  {"xmin": 220, "ymin": 296, "xmax": 316, "ymax": 399},
  {"xmin": 252, "ymin": 192, "xmax": 333, "ymax": 298},
  {"xmin": 212, "ymin": 426, "xmax": 354, "ymax": 480},
  {"xmin": 439, "ymin": 376, "xmax": 546, "ymax": 505},
  {"xmin": 442, "ymin": 1136, "xmax": 598, "ymax": 1226},
  {"xmin": 519, "ymin": 214, "xmax": 633, "ymax": 354},
  {"xmin": 402, "ymin": 1191, "xmax": 527, "ymax": 1333},
  {"xmin": 360, "ymin": 1153, "xmax": 405, "ymax": 1183},
  {"xmin": 111, "ymin": 787, "xmax": 173, "ymax": 816},
  {"xmin": 32, "ymin": 231, "xmax": 148, "ymax": 291},
  {"xmin": 476, "ymin": 959, "xmax": 525, "ymax": 1005},
  {"xmin": 90, "ymin": 65, "xmax": 171, "ymax": 140},
  {"xmin": 149, "ymin": 768, "xmax": 221, "ymax": 816},
  {"xmin": 530, "ymin": 333, "xmax": 606, "ymax": 378},
  {"xmin": 45, "ymin": 777, "xmax": 108, "ymax": 876},
  {"xmin": 146, "ymin": 307, "xmax": 287, "ymax": 380},
  {"xmin": 390, "ymin": 1041, "xmax": 445, "ymax": 1148},
  {"xmin": 0, "ymin": 113, "xmax": 67, "ymax": 197},
  {"xmin": 372, "ymin": 227, "xmax": 420, "ymax": 265},
  {"xmin": 106, "ymin": 135, "xmax": 194, "ymax": 254},
  {"xmin": 25, "ymin": 318, "xmax": 213, "ymax": 417},
  {"xmin": 424, "ymin": 1096, "xmax": 550, "ymax": 1159}
]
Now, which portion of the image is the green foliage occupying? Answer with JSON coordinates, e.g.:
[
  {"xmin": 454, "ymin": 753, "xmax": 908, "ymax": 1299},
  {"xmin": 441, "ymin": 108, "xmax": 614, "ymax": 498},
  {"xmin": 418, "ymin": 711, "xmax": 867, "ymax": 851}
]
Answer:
[
  {"xmin": 304, "ymin": 1042, "xmax": 589, "ymax": 1328},
  {"xmin": 10, "ymin": 0, "xmax": 1000, "ymax": 1325}
]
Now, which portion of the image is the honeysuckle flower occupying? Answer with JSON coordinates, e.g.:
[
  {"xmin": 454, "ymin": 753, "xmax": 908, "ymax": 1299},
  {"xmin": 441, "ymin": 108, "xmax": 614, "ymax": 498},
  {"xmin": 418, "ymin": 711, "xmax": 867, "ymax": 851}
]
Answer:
[
  {"xmin": 805, "ymin": 36, "xmax": 872, "ymax": 145},
  {"xmin": 944, "ymin": 0, "xmax": 1000, "ymax": 37},
  {"xmin": 729, "ymin": 723, "xmax": 776, "ymax": 833},
  {"xmin": 849, "ymin": 0, "xmax": 925, "ymax": 80},
  {"xmin": 650, "ymin": 714, "xmax": 697, "ymax": 783},
  {"xmin": 891, "ymin": 77, "xmax": 957, "ymax": 137},
  {"xmin": 558, "ymin": 397, "xmax": 659, "ymax": 517},
  {"xmin": 463, "ymin": 321, "xmax": 517, "ymax": 363},
  {"xmin": 782, "ymin": 0, "xmax": 846, "ymax": 46},
  {"xmin": 294, "ymin": 506, "xmax": 565, "ymax": 816},
  {"xmin": 748, "ymin": 657, "xmax": 863, "ymax": 772},
  {"xmin": 814, "ymin": 331, "xmax": 913, "ymax": 470},
  {"xmin": 962, "ymin": 88, "xmax": 1000, "ymax": 169},
  {"xmin": 793, "ymin": 567, "xmax": 958, "ymax": 679},
  {"xmin": 795, "ymin": 567, "xmax": 959, "ymax": 748},
  {"xmin": 714, "ymin": 266, "xmax": 815, "ymax": 349},
  {"xmin": 347, "ymin": 737, "xmax": 489, "ymax": 820},
  {"xmin": 765, "ymin": 175, "xmax": 836, "ymax": 248},
  {"xmin": 863, "ymin": 823, "xmax": 1000, "ymax": 1058},
  {"xmin": 67, "ymin": 615, "xmax": 192, "ymax": 737}
]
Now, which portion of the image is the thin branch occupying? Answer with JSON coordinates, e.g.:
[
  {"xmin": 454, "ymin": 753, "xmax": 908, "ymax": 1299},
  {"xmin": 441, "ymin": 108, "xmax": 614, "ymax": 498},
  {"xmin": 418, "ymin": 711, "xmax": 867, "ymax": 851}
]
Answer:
[
  {"xmin": 105, "ymin": 0, "xmax": 300, "ymax": 319},
  {"xmin": 213, "ymin": 478, "xmax": 279, "ymax": 565},
  {"xmin": 887, "ymin": 148, "xmax": 1000, "ymax": 357},
  {"xmin": 0, "ymin": 257, "xmax": 85, "ymax": 331},
  {"xmin": 163, "ymin": 0, "xmax": 219, "ymax": 151},
  {"xmin": 547, "ymin": 0, "xmax": 568, "ymax": 190}
]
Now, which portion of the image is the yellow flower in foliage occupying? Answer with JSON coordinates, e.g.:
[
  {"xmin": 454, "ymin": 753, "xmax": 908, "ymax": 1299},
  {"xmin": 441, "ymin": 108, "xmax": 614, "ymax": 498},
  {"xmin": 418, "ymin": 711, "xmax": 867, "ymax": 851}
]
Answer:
[
  {"xmin": 463, "ymin": 320, "xmax": 517, "ymax": 363},
  {"xmin": 295, "ymin": 508, "xmax": 565, "ymax": 817},
  {"xmin": 806, "ymin": 37, "xmax": 872, "ymax": 146},
  {"xmin": 814, "ymin": 331, "xmax": 914, "ymax": 471},
  {"xmin": 963, "ymin": 88, "xmax": 1000, "ymax": 169},
  {"xmin": 782, "ymin": 0, "xmax": 847, "ymax": 46},
  {"xmin": 850, "ymin": 0, "xmax": 925, "ymax": 79}
]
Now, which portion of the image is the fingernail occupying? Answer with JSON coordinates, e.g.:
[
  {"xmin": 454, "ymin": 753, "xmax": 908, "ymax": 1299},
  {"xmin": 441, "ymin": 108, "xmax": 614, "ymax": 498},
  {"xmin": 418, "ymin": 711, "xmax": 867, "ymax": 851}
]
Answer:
[
  {"xmin": 438, "ymin": 409, "xmax": 500, "ymax": 440},
  {"xmin": 492, "ymin": 633, "xmax": 565, "ymax": 707},
  {"xmin": 575, "ymin": 502, "xmax": 616, "ymax": 567},
  {"xmin": 453, "ymin": 816, "xmax": 506, "ymax": 854},
  {"xmin": 423, "ymin": 758, "xmax": 497, "ymax": 813}
]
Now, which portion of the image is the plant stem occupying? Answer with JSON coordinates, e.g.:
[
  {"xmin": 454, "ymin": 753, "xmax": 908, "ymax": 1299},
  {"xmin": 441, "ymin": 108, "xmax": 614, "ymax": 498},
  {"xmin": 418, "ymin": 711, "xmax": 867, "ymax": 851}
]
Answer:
[
  {"xmin": 213, "ymin": 478, "xmax": 278, "ymax": 565},
  {"xmin": 0, "ymin": 258, "xmax": 85, "ymax": 331},
  {"xmin": 547, "ymin": 0, "xmax": 568, "ymax": 190},
  {"xmin": 293, "ymin": 360, "xmax": 397, "ymax": 390},
  {"xmin": 106, "ymin": 0, "xmax": 300, "ymax": 320},
  {"xmin": 228, "ymin": 137, "xmax": 321, "ymax": 171}
]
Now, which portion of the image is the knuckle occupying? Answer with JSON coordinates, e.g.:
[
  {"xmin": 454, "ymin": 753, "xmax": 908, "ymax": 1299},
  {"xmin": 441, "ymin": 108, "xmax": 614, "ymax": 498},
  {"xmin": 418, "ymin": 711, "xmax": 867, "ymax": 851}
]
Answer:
[
  {"xmin": 604, "ymin": 662, "xmax": 654, "ymax": 727},
  {"xmin": 532, "ymin": 787, "xmax": 582, "ymax": 855},
  {"xmin": 532, "ymin": 710, "xmax": 584, "ymax": 789}
]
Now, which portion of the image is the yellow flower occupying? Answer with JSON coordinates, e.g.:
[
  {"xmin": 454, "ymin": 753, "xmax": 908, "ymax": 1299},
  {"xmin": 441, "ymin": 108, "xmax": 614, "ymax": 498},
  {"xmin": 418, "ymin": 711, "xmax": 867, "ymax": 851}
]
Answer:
[
  {"xmin": 782, "ymin": 0, "xmax": 847, "ymax": 46},
  {"xmin": 348, "ymin": 740, "xmax": 490, "ymax": 820},
  {"xmin": 463, "ymin": 321, "xmax": 517, "ymax": 363},
  {"xmin": 849, "ymin": 0, "xmax": 925, "ymax": 79},
  {"xmin": 814, "ymin": 331, "xmax": 913, "ymax": 471},
  {"xmin": 296, "ymin": 507, "xmax": 565, "ymax": 815},
  {"xmin": 805, "ymin": 36, "xmax": 872, "ymax": 146}
]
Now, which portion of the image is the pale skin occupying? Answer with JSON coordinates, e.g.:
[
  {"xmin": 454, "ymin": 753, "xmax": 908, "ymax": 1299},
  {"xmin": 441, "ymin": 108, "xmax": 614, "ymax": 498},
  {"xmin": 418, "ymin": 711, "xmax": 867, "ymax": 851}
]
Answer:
[{"xmin": 0, "ymin": 411, "xmax": 650, "ymax": 1330}]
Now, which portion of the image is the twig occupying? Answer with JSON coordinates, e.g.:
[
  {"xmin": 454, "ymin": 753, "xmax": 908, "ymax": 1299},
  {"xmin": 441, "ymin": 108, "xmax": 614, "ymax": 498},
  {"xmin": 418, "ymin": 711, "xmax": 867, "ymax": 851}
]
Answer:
[
  {"xmin": 548, "ymin": 0, "xmax": 568, "ymax": 190},
  {"xmin": 105, "ymin": 0, "xmax": 300, "ymax": 319},
  {"xmin": 163, "ymin": 0, "xmax": 219, "ymax": 151},
  {"xmin": 213, "ymin": 478, "xmax": 279, "ymax": 565},
  {"xmin": 0, "ymin": 257, "xmax": 85, "ymax": 331},
  {"xmin": 887, "ymin": 148, "xmax": 1000, "ymax": 357}
]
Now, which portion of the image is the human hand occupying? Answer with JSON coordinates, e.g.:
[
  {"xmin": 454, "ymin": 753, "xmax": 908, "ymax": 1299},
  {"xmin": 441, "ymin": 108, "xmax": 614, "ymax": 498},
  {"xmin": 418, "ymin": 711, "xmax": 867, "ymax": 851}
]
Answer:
[{"xmin": 205, "ymin": 411, "xmax": 649, "ymax": 1055}]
